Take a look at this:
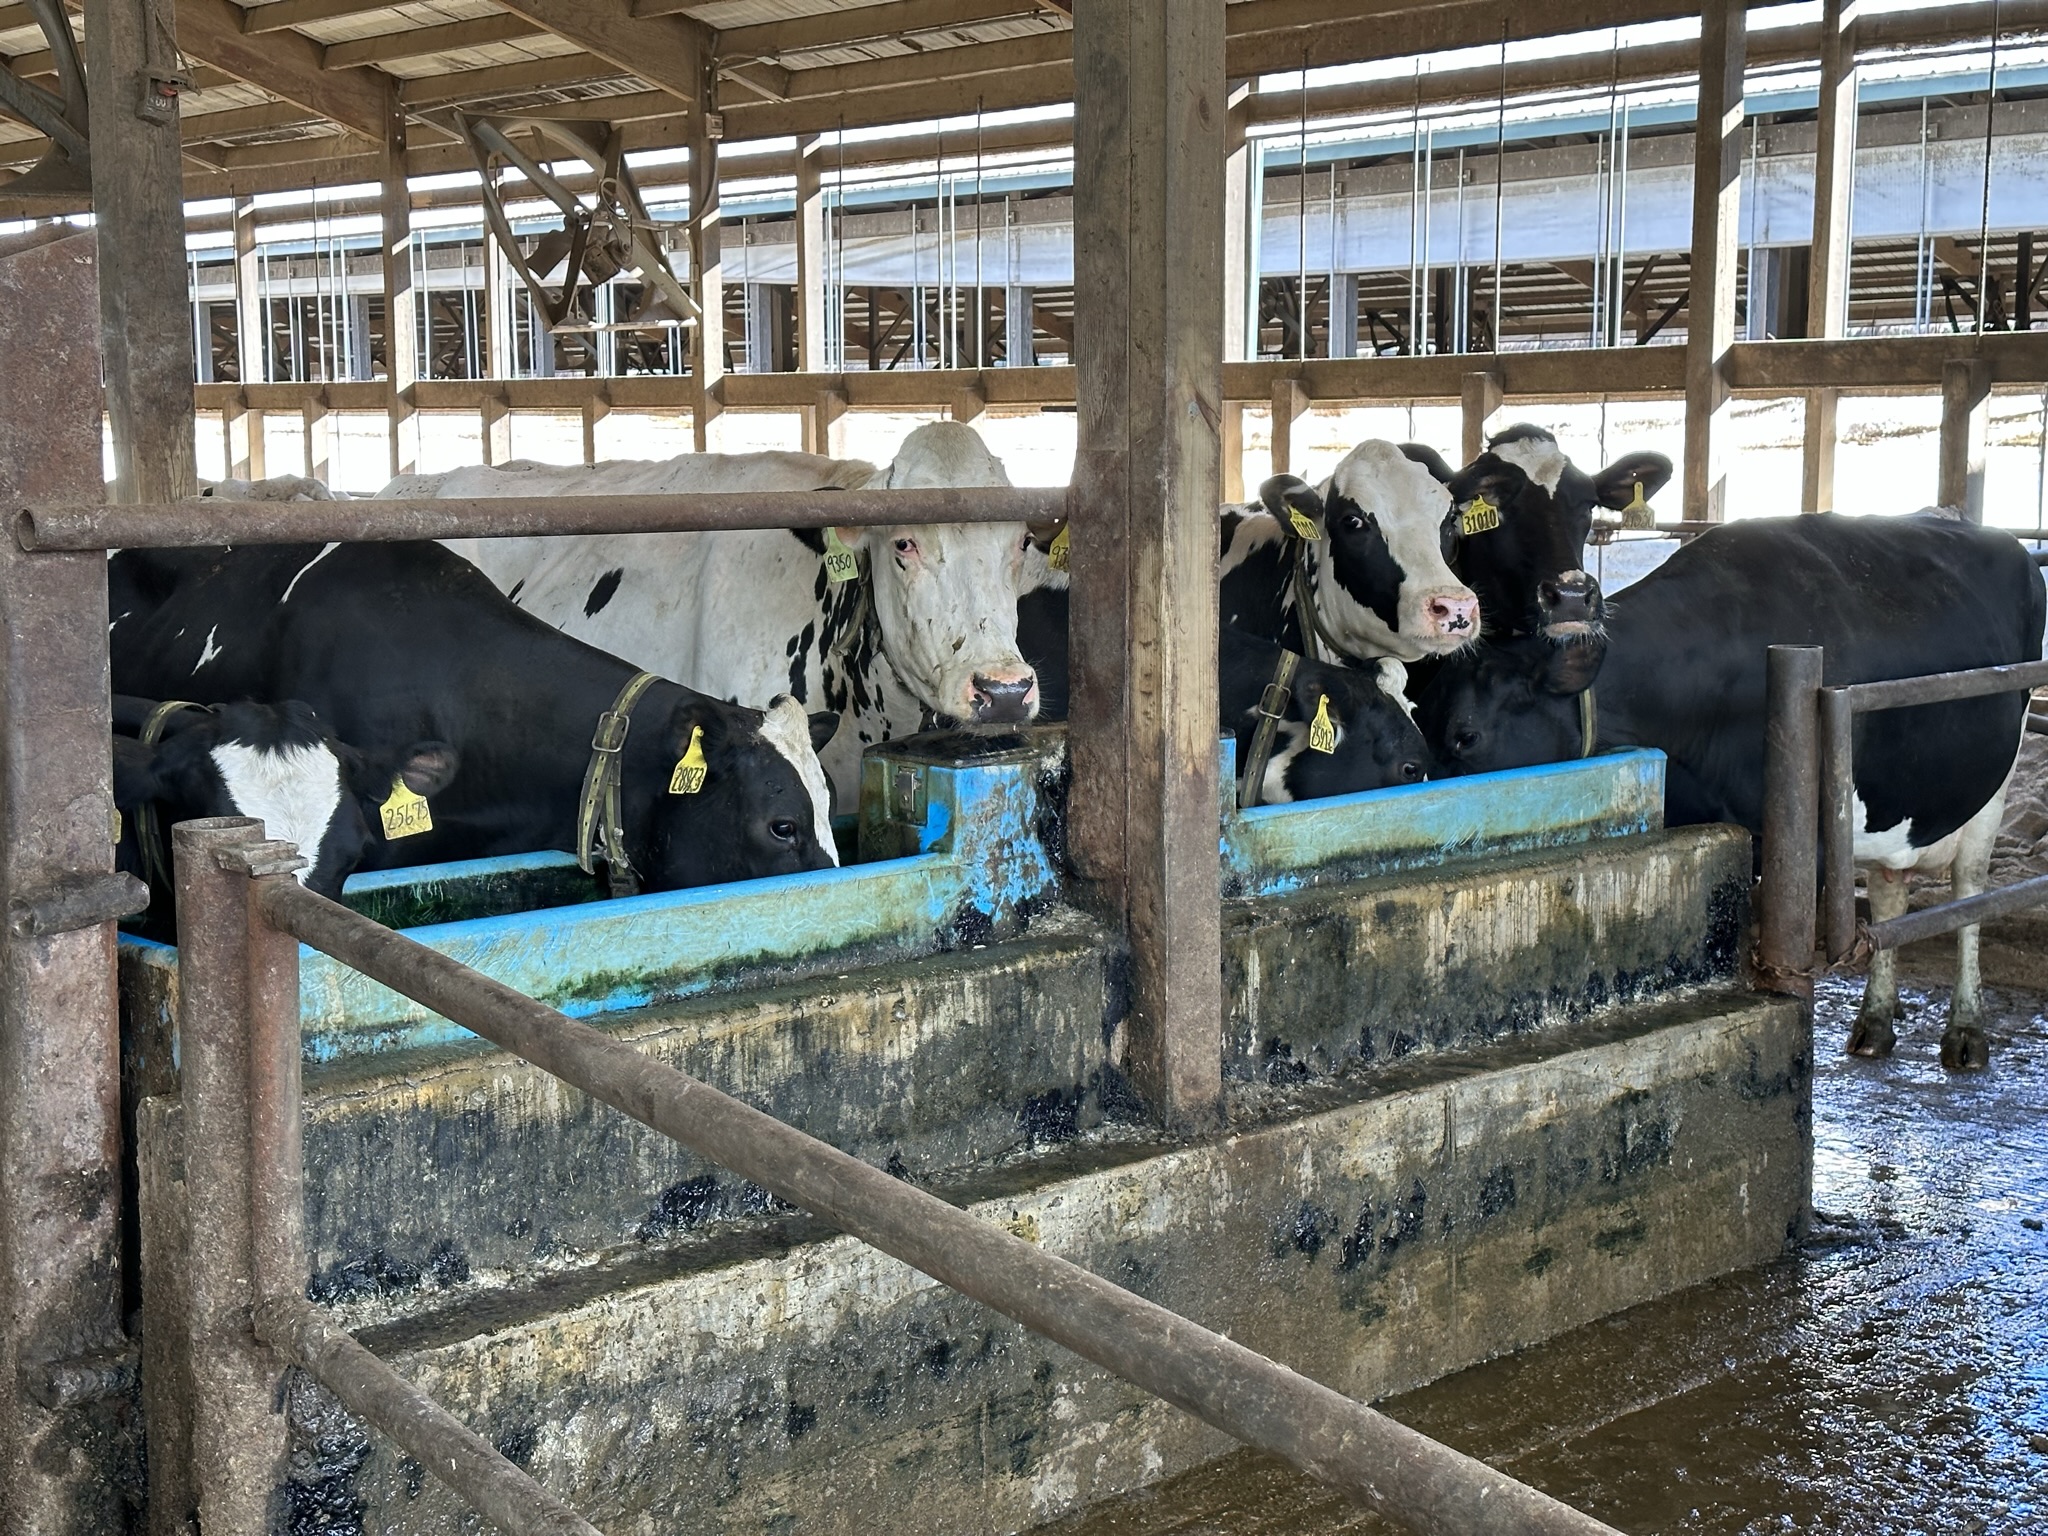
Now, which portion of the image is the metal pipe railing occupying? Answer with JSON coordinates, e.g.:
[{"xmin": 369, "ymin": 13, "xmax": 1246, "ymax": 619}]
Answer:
[
  {"xmin": 1757, "ymin": 645, "xmax": 1822, "ymax": 999},
  {"xmin": 13, "ymin": 485, "xmax": 1072, "ymax": 552},
  {"xmin": 233, "ymin": 860, "xmax": 1623, "ymax": 1536}
]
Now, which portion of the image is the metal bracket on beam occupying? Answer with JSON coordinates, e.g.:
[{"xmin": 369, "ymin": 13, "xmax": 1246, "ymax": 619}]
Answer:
[
  {"xmin": 212, "ymin": 840, "xmax": 307, "ymax": 879},
  {"xmin": 7, "ymin": 871, "xmax": 149, "ymax": 937},
  {"xmin": 24, "ymin": 1347, "xmax": 139, "ymax": 1410}
]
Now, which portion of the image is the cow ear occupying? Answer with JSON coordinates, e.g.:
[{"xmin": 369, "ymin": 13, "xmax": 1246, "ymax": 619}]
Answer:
[
  {"xmin": 395, "ymin": 741, "xmax": 460, "ymax": 797},
  {"xmin": 1026, "ymin": 522, "xmax": 1066, "ymax": 553},
  {"xmin": 111, "ymin": 737, "xmax": 165, "ymax": 811},
  {"xmin": 1398, "ymin": 443, "xmax": 1457, "ymax": 484},
  {"xmin": 1258, "ymin": 475, "xmax": 1323, "ymax": 531},
  {"xmin": 807, "ymin": 711, "xmax": 839, "ymax": 752},
  {"xmin": 829, "ymin": 525, "xmax": 868, "ymax": 550},
  {"xmin": 1537, "ymin": 638, "xmax": 1607, "ymax": 696},
  {"xmin": 1591, "ymin": 451, "xmax": 1673, "ymax": 511}
]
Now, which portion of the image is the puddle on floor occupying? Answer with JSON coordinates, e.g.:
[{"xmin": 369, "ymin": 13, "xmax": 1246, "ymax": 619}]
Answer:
[{"xmin": 1046, "ymin": 976, "xmax": 2048, "ymax": 1536}]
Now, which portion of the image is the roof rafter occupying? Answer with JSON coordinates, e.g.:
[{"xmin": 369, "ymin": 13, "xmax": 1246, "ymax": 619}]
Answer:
[
  {"xmin": 239, "ymin": 0, "xmax": 409, "ymax": 35},
  {"xmin": 395, "ymin": 52, "xmax": 622, "ymax": 108},
  {"xmin": 490, "ymin": 0, "xmax": 706, "ymax": 105},
  {"xmin": 322, "ymin": 13, "xmax": 543, "ymax": 70},
  {"xmin": 178, "ymin": 0, "xmax": 390, "ymax": 137},
  {"xmin": 707, "ymin": 0, "xmax": 1056, "ymax": 59}
]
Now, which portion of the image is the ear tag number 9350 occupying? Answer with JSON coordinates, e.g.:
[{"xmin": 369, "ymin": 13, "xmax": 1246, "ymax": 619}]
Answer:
[{"xmin": 822, "ymin": 528, "xmax": 860, "ymax": 584}]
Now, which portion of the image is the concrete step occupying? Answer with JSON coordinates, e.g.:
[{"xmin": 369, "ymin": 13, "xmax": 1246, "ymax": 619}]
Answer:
[{"xmin": 288, "ymin": 982, "xmax": 1804, "ymax": 1536}]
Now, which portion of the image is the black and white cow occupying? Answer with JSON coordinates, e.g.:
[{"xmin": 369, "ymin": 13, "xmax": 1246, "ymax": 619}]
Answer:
[
  {"xmin": 107, "ymin": 540, "xmax": 840, "ymax": 891},
  {"xmin": 111, "ymin": 696, "xmax": 456, "ymax": 930},
  {"xmin": 389, "ymin": 422, "xmax": 1040, "ymax": 804},
  {"xmin": 1223, "ymin": 439, "xmax": 1481, "ymax": 665},
  {"xmin": 1417, "ymin": 512, "xmax": 2046, "ymax": 1070},
  {"xmin": 1400, "ymin": 424, "xmax": 1673, "ymax": 647},
  {"xmin": 1013, "ymin": 586, "xmax": 1428, "ymax": 802}
]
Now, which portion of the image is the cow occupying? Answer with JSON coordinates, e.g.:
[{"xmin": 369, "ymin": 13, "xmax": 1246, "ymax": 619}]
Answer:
[
  {"xmin": 384, "ymin": 421, "xmax": 1040, "ymax": 805},
  {"xmin": 107, "ymin": 539, "xmax": 840, "ymax": 892},
  {"xmin": 111, "ymin": 696, "xmax": 454, "ymax": 931},
  {"xmin": 1416, "ymin": 512, "xmax": 2046, "ymax": 1070},
  {"xmin": 1013, "ymin": 585, "xmax": 1427, "ymax": 803}
]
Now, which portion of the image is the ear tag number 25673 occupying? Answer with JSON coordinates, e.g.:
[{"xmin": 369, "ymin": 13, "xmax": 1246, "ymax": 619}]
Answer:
[{"xmin": 380, "ymin": 778, "xmax": 433, "ymax": 839}]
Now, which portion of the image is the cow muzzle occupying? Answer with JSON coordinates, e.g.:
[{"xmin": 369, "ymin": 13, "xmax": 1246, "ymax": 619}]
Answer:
[
  {"xmin": 969, "ymin": 667, "xmax": 1039, "ymax": 723},
  {"xmin": 1538, "ymin": 570, "xmax": 1603, "ymax": 632},
  {"xmin": 1419, "ymin": 590, "xmax": 1481, "ymax": 642}
]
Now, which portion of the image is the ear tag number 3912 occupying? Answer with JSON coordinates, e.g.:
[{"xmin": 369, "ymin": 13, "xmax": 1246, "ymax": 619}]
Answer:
[
  {"xmin": 1287, "ymin": 507, "xmax": 1321, "ymax": 541},
  {"xmin": 1308, "ymin": 695, "xmax": 1338, "ymax": 755},
  {"xmin": 669, "ymin": 725, "xmax": 709, "ymax": 795},
  {"xmin": 380, "ymin": 778, "xmax": 433, "ymax": 839},
  {"xmin": 1046, "ymin": 525, "xmax": 1071, "ymax": 573},
  {"xmin": 1461, "ymin": 494, "xmax": 1501, "ymax": 537},
  {"xmin": 822, "ymin": 528, "xmax": 860, "ymax": 584}
]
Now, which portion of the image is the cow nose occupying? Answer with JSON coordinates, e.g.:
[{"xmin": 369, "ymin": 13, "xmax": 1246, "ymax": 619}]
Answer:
[
  {"xmin": 1425, "ymin": 594, "xmax": 1480, "ymax": 637},
  {"xmin": 970, "ymin": 673, "xmax": 1037, "ymax": 723},
  {"xmin": 1539, "ymin": 571, "xmax": 1602, "ymax": 625}
]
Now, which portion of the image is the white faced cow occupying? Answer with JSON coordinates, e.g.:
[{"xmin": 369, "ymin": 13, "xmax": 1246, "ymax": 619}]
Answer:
[{"xmin": 387, "ymin": 422, "xmax": 1040, "ymax": 801}]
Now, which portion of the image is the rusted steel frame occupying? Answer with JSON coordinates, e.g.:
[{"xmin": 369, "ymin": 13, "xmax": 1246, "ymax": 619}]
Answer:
[
  {"xmin": 1835, "ymin": 658, "xmax": 2048, "ymax": 712},
  {"xmin": 1818, "ymin": 688, "xmax": 1859, "ymax": 964},
  {"xmin": 1758, "ymin": 645, "xmax": 1823, "ymax": 1000},
  {"xmin": 1865, "ymin": 871, "xmax": 2048, "ymax": 951},
  {"xmin": 14, "ymin": 486, "xmax": 1074, "ymax": 552},
  {"xmin": 250, "ymin": 1298, "xmax": 603, "ymax": 1536},
  {"xmin": 259, "ymin": 879, "xmax": 1623, "ymax": 1536}
]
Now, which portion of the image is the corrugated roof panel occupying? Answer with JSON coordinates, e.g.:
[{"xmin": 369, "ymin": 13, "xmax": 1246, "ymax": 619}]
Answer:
[{"xmin": 298, "ymin": 0, "xmax": 500, "ymax": 45}]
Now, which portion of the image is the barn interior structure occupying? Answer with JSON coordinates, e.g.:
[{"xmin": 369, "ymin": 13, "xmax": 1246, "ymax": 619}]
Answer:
[{"xmin": 0, "ymin": 1, "xmax": 2042, "ymax": 1534}]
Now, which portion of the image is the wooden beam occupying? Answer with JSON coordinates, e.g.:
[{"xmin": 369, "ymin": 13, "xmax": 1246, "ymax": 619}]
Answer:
[
  {"xmin": 88, "ymin": 0, "xmax": 196, "ymax": 504},
  {"xmin": 794, "ymin": 133, "xmax": 826, "ymax": 373},
  {"xmin": 1802, "ymin": 0, "xmax": 1858, "ymax": 512},
  {"xmin": 1269, "ymin": 375, "xmax": 1307, "ymax": 478},
  {"xmin": 713, "ymin": 0, "xmax": 1055, "ymax": 59},
  {"xmin": 181, "ymin": 98, "xmax": 320, "ymax": 141},
  {"xmin": 1069, "ymin": 0, "xmax": 1223, "ymax": 1127},
  {"xmin": 1683, "ymin": 0, "xmax": 1744, "ymax": 523},
  {"xmin": 323, "ymin": 14, "xmax": 542, "ymax": 70},
  {"xmin": 687, "ymin": 58, "xmax": 721, "ymax": 449},
  {"xmin": 1461, "ymin": 368, "xmax": 1503, "ymax": 464},
  {"xmin": 396, "ymin": 53, "xmax": 622, "ymax": 108},
  {"xmin": 239, "ymin": 0, "xmax": 406, "ymax": 33},
  {"xmin": 1933, "ymin": 234, "xmax": 1982, "ymax": 282},
  {"xmin": 176, "ymin": 0, "xmax": 388, "ymax": 138},
  {"xmin": 1938, "ymin": 357, "xmax": 1990, "ymax": 520},
  {"xmin": 491, "ymin": 0, "xmax": 706, "ymax": 104},
  {"xmin": 381, "ymin": 79, "xmax": 416, "ymax": 478}
]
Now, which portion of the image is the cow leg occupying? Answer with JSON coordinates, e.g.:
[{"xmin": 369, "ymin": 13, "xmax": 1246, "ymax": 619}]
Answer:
[
  {"xmin": 1939, "ymin": 781, "xmax": 2008, "ymax": 1073},
  {"xmin": 1849, "ymin": 866, "xmax": 1908, "ymax": 1058}
]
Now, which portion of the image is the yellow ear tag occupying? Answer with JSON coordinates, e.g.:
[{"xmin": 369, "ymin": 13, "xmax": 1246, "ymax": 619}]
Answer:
[
  {"xmin": 1621, "ymin": 479, "xmax": 1655, "ymax": 530},
  {"xmin": 1461, "ymin": 494, "xmax": 1501, "ymax": 537},
  {"xmin": 380, "ymin": 777, "xmax": 432, "ymax": 839},
  {"xmin": 668, "ymin": 725, "xmax": 709, "ymax": 795},
  {"xmin": 1287, "ymin": 508, "xmax": 1321, "ymax": 541},
  {"xmin": 822, "ymin": 527, "xmax": 860, "ymax": 584},
  {"xmin": 111, "ymin": 809, "xmax": 122, "ymax": 844},
  {"xmin": 1307, "ymin": 695, "xmax": 1338, "ymax": 755},
  {"xmin": 1046, "ymin": 525, "xmax": 1071, "ymax": 573}
]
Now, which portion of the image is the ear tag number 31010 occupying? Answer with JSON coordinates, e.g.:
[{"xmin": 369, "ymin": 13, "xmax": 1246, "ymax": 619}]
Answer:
[
  {"xmin": 380, "ymin": 778, "xmax": 433, "ymax": 839},
  {"xmin": 822, "ymin": 528, "xmax": 860, "ymax": 584},
  {"xmin": 1461, "ymin": 494, "xmax": 1501, "ymax": 536},
  {"xmin": 669, "ymin": 725, "xmax": 709, "ymax": 795}
]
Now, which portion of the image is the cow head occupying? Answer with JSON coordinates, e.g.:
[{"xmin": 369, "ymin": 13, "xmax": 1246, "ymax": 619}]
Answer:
[
  {"xmin": 115, "ymin": 699, "xmax": 459, "ymax": 900},
  {"xmin": 831, "ymin": 422, "xmax": 1040, "ymax": 725},
  {"xmin": 1406, "ymin": 426, "xmax": 1670, "ymax": 647},
  {"xmin": 1234, "ymin": 642, "xmax": 1429, "ymax": 803},
  {"xmin": 1258, "ymin": 440, "xmax": 1480, "ymax": 663},
  {"xmin": 635, "ymin": 695, "xmax": 840, "ymax": 888},
  {"xmin": 1414, "ymin": 634, "xmax": 1603, "ymax": 778}
]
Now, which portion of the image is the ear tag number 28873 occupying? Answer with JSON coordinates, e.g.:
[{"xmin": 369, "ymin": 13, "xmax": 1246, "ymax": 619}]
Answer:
[
  {"xmin": 822, "ymin": 528, "xmax": 860, "ymax": 584},
  {"xmin": 669, "ymin": 725, "xmax": 709, "ymax": 795},
  {"xmin": 380, "ymin": 778, "xmax": 433, "ymax": 839}
]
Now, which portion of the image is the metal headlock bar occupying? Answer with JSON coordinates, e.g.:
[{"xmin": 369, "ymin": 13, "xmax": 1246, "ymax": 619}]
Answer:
[
  {"xmin": 177, "ymin": 814, "xmax": 1624, "ymax": 1536},
  {"xmin": 11, "ymin": 486, "xmax": 1073, "ymax": 552}
]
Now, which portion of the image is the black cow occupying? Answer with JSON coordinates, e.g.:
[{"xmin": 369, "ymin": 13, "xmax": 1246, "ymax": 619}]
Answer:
[
  {"xmin": 111, "ymin": 696, "xmax": 454, "ymax": 931},
  {"xmin": 1015, "ymin": 586, "xmax": 1427, "ymax": 802},
  {"xmin": 108, "ymin": 541, "xmax": 840, "ymax": 891},
  {"xmin": 1417, "ymin": 512, "xmax": 2045, "ymax": 1070}
]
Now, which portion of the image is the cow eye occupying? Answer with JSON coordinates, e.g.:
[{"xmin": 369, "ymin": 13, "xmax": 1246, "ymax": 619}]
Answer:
[
  {"xmin": 1340, "ymin": 512, "xmax": 1366, "ymax": 533},
  {"xmin": 893, "ymin": 537, "xmax": 918, "ymax": 558},
  {"xmin": 769, "ymin": 818, "xmax": 801, "ymax": 843},
  {"xmin": 1453, "ymin": 730, "xmax": 1478, "ymax": 753}
]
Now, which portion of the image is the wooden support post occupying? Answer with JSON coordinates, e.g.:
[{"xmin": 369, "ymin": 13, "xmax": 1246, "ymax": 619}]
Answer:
[
  {"xmin": 0, "ymin": 231, "xmax": 130, "ymax": 1536},
  {"xmin": 795, "ymin": 134, "xmax": 828, "ymax": 374},
  {"xmin": 381, "ymin": 83, "xmax": 419, "ymax": 478},
  {"xmin": 483, "ymin": 218, "xmax": 515, "ymax": 381},
  {"xmin": 1221, "ymin": 80, "xmax": 1254, "ymax": 501},
  {"xmin": 1938, "ymin": 358, "xmax": 1991, "ymax": 521},
  {"xmin": 1803, "ymin": 0, "xmax": 1859, "ymax": 511},
  {"xmin": 1070, "ymin": 0, "xmax": 1225, "ymax": 1127},
  {"xmin": 301, "ymin": 394, "xmax": 330, "ymax": 483},
  {"xmin": 688, "ymin": 87, "xmax": 725, "ymax": 452},
  {"xmin": 951, "ymin": 380, "xmax": 986, "ymax": 423},
  {"xmin": 481, "ymin": 393, "xmax": 512, "ymax": 465},
  {"xmin": 87, "ymin": 0, "xmax": 197, "ymax": 504},
  {"xmin": 1683, "ymin": 0, "xmax": 1746, "ymax": 523},
  {"xmin": 229, "ymin": 201, "xmax": 266, "ymax": 480},
  {"xmin": 803, "ymin": 386, "xmax": 846, "ymax": 457},
  {"xmin": 581, "ymin": 390, "xmax": 610, "ymax": 465},
  {"xmin": 1461, "ymin": 369, "xmax": 1504, "ymax": 465},
  {"xmin": 1270, "ymin": 376, "xmax": 1308, "ymax": 478}
]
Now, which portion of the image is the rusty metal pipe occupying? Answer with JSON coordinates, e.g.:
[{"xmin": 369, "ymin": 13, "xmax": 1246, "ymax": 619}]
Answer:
[
  {"xmin": 1759, "ymin": 646, "xmax": 1823, "ymax": 1001},
  {"xmin": 1818, "ymin": 687, "xmax": 1859, "ymax": 964},
  {"xmin": 1863, "ymin": 870, "xmax": 2048, "ymax": 951},
  {"xmin": 251, "ymin": 1297, "xmax": 603, "ymax": 1536},
  {"xmin": 258, "ymin": 878, "xmax": 1625, "ymax": 1536},
  {"xmin": 13, "ymin": 486, "xmax": 1073, "ymax": 551},
  {"xmin": 1837, "ymin": 658, "xmax": 2048, "ymax": 713}
]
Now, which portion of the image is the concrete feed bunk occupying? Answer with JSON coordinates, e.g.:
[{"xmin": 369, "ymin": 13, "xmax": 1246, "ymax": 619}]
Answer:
[{"xmin": 120, "ymin": 731, "xmax": 1804, "ymax": 1531}]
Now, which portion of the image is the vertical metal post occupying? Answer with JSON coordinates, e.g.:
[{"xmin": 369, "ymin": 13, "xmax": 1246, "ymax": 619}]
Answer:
[
  {"xmin": 168, "ymin": 819, "xmax": 291, "ymax": 1531},
  {"xmin": 1819, "ymin": 685, "xmax": 1859, "ymax": 962},
  {"xmin": 239, "ymin": 858, "xmax": 308, "ymax": 1316},
  {"xmin": 0, "ymin": 231, "xmax": 131, "ymax": 1536},
  {"xmin": 1759, "ymin": 645, "xmax": 1823, "ymax": 1001},
  {"xmin": 1070, "ymin": 0, "xmax": 1225, "ymax": 1125}
]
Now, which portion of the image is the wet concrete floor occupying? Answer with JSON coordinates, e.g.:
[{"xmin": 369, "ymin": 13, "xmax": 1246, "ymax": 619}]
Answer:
[{"xmin": 1050, "ymin": 976, "xmax": 2048, "ymax": 1536}]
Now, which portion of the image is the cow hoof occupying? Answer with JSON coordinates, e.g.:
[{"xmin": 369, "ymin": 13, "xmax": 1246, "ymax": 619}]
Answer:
[
  {"xmin": 1940, "ymin": 1026, "xmax": 1990, "ymax": 1072},
  {"xmin": 1846, "ymin": 1017, "xmax": 1898, "ymax": 1058}
]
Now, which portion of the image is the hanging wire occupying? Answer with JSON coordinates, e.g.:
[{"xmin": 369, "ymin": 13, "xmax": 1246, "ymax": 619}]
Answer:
[
  {"xmin": 1491, "ymin": 23, "xmax": 1507, "ymax": 353},
  {"xmin": 1977, "ymin": 0, "xmax": 2001, "ymax": 337},
  {"xmin": 975, "ymin": 97, "xmax": 985, "ymax": 371},
  {"xmin": 1410, "ymin": 64, "xmax": 1424, "ymax": 355},
  {"xmin": 1297, "ymin": 51, "xmax": 1309, "ymax": 360},
  {"xmin": 837, "ymin": 116, "xmax": 848, "ymax": 372}
]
